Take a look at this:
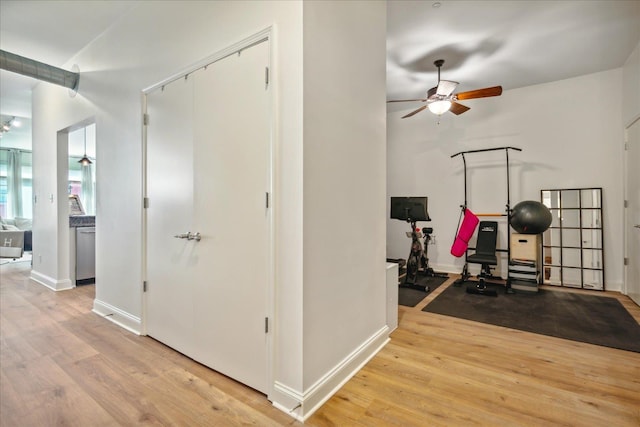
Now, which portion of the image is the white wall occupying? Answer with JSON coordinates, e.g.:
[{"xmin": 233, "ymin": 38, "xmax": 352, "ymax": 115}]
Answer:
[
  {"xmin": 387, "ymin": 68, "xmax": 626, "ymax": 291},
  {"xmin": 622, "ymin": 41, "xmax": 640, "ymax": 127},
  {"xmin": 30, "ymin": 0, "xmax": 387, "ymax": 420},
  {"xmin": 31, "ymin": 85, "xmax": 93, "ymax": 290},
  {"xmin": 302, "ymin": 0, "xmax": 387, "ymax": 393}
]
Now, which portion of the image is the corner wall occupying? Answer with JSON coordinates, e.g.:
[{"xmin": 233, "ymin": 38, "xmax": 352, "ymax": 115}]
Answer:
[{"xmin": 299, "ymin": 0, "xmax": 387, "ymax": 418}]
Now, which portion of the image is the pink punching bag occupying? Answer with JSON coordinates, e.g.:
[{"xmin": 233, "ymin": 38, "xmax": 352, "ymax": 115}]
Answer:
[{"xmin": 451, "ymin": 209, "xmax": 479, "ymax": 257}]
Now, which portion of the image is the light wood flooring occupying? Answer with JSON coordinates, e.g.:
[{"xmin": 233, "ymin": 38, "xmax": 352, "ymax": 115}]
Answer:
[{"xmin": 2, "ymin": 259, "xmax": 639, "ymax": 426}]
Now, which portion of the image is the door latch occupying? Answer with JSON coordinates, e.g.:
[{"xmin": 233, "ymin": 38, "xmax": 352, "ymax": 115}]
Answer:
[{"xmin": 173, "ymin": 231, "xmax": 201, "ymax": 241}]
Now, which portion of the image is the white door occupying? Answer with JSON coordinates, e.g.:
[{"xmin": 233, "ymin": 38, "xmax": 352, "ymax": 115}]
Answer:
[
  {"xmin": 146, "ymin": 73, "xmax": 197, "ymax": 359},
  {"xmin": 146, "ymin": 40, "xmax": 271, "ymax": 393},
  {"xmin": 626, "ymin": 118, "xmax": 640, "ymax": 306}
]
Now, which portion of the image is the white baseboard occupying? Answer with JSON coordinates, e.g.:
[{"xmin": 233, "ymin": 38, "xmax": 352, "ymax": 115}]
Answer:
[
  {"xmin": 271, "ymin": 325, "xmax": 390, "ymax": 421},
  {"xmin": 435, "ymin": 263, "xmax": 499, "ymax": 277},
  {"xmin": 93, "ymin": 299, "xmax": 142, "ymax": 335},
  {"xmin": 30, "ymin": 270, "xmax": 73, "ymax": 291}
]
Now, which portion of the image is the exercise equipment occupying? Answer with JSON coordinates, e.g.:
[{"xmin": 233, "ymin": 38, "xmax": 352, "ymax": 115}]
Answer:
[
  {"xmin": 405, "ymin": 226, "xmax": 429, "ymax": 290},
  {"xmin": 451, "ymin": 208, "xmax": 479, "ymax": 257},
  {"xmin": 450, "ymin": 147, "xmax": 523, "ymax": 295},
  {"xmin": 391, "ymin": 197, "xmax": 430, "ymax": 291},
  {"xmin": 421, "ymin": 227, "xmax": 449, "ymax": 280},
  {"xmin": 510, "ymin": 200, "xmax": 552, "ymax": 234},
  {"xmin": 391, "ymin": 197, "xmax": 446, "ymax": 292},
  {"xmin": 465, "ymin": 221, "xmax": 499, "ymax": 296}
]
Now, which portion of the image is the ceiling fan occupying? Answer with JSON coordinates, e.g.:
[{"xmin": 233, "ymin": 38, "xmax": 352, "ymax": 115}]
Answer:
[{"xmin": 388, "ymin": 59, "xmax": 503, "ymax": 118}]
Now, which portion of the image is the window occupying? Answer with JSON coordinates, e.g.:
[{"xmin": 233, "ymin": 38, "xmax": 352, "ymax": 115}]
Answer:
[{"xmin": 0, "ymin": 148, "xmax": 32, "ymax": 219}]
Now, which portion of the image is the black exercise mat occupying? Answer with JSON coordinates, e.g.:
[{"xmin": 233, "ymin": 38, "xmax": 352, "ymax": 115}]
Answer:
[
  {"xmin": 398, "ymin": 275, "xmax": 449, "ymax": 307},
  {"xmin": 423, "ymin": 283, "xmax": 640, "ymax": 353}
]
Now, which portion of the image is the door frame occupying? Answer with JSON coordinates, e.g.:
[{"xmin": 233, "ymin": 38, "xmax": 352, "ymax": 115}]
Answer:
[
  {"xmin": 623, "ymin": 114, "xmax": 640, "ymax": 298},
  {"xmin": 140, "ymin": 26, "xmax": 275, "ymax": 396}
]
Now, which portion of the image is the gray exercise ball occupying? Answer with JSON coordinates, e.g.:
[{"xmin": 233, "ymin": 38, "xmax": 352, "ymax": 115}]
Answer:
[{"xmin": 511, "ymin": 200, "xmax": 552, "ymax": 234}]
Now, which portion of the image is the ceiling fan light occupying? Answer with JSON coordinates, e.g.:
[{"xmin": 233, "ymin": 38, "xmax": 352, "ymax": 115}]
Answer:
[{"xmin": 428, "ymin": 100, "xmax": 452, "ymax": 115}]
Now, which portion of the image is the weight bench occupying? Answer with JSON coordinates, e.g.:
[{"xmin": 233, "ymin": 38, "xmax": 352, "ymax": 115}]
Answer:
[{"xmin": 466, "ymin": 221, "xmax": 499, "ymax": 296}]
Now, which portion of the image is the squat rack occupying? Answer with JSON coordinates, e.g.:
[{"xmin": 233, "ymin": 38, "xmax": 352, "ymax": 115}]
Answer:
[{"xmin": 451, "ymin": 146, "xmax": 522, "ymax": 287}]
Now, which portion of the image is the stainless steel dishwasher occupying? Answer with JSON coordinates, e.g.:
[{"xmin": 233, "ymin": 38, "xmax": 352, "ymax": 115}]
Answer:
[{"xmin": 76, "ymin": 226, "xmax": 96, "ymax": 284}]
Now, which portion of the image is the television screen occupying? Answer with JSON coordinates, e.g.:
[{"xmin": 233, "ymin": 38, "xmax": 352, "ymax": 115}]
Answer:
[{"xmin": 390, "ymin": 197, "xmax": 430, "ymax": 222}]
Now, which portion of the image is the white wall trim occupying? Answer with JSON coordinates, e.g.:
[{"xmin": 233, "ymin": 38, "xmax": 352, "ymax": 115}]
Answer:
[
  {"xmin": 93, "ymin": 299, "xmax": 142, "ymax": 335},
  {"xmin": 272, "ymin": 325, "xmax": 390, "ymax": 421},
  {"xmin": 271, "ymin": 383, "xmax": 305, "ymax": 422},
  {"xmin": 29, "ymin": 270, "xmax": 73, "ymax": 291}
]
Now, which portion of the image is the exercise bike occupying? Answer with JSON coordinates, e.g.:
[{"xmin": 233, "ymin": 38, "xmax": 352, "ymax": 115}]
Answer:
[
  {"xmin": 402, "ymin": 224, "xmax": 448, "ymax": 291},
  {"xmin": 390, "ymin": 197, "xmax": 447, "ymax": 293},
  {"xmin": 403, "ymin": 221, "xmax": 428, "ymax": 290},
  {"xmin": 420, "ymin": 227, "xmax": 449, "ymax": 280}
]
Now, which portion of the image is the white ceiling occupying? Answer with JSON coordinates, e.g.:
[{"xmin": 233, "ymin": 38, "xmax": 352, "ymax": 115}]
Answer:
[
  {"xmin": 387, "ymin": 0, "xmax": 640, "ymax": 111},
  {"xmin": 1, "ymin": 0, "xmax": 639, "ymax": 120}
]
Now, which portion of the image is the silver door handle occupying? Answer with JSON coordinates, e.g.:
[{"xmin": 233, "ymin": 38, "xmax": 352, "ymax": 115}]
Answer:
[
  {"xmin": 174, "ymin": 231, "xmax": 201, "ymax": 241},
  {"xmin": 635, "ymin": 225, "xmax": 640, "ymax": 229}
]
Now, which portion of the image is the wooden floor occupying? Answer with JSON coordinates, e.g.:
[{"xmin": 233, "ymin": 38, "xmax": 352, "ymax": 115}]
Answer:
[{"xmin": 2, "ymin": 259, "xmax": 639, "ymax": 426}]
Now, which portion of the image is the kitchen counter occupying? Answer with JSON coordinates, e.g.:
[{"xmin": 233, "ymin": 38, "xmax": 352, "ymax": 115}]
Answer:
[{"xmin": 69, "ymin": 215, "xmax": 95, "ymax": 227}]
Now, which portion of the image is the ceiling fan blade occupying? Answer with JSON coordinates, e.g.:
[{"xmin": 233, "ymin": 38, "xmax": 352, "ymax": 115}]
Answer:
[
  {"xmin": 456, "ymin": 86, "xmax": 503, "ymax": 100},
  {"xmin": 401, "ymin": 105, "xmax": 427, "ymax": 119},
  {"xmin": 449, "ymin": 102, "xmax": 470, "ymax": 115},
  {"xmin": 436, "ymin": 80, "xmax": 458, "ymax": 96},
  {"xmin": 387, "ymin": 99, "xmax": 428, "ymax": 103}
]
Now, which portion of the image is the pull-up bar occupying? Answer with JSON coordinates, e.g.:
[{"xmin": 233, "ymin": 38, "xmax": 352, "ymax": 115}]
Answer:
[
  {"xmin": 451, "ymin": 146, "xmax": 522, "ymax": 209},
  {"xmin": 450, "ymin": 146, "xmax": 522, "ymax": 158}
]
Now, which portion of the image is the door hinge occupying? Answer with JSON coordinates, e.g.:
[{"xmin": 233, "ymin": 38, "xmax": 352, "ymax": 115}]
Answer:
[
  {"xmin": 265, "ymin": 317, "xmax": 269, "ymax": 333},
  {"xmin": 143, "ymin": 113, "xmax": 149, "ymax": 126},
  {"xmin": 143, "ymin": 281, "xmax": 148, "ymax": 292},
  {"xmin": 265, "ymin": 192, "xmax": 270, "ymax": 208},
  {"xmin": 624, "ymin": 200, "xmax": 628, "ymax": 208},
  {"xmin": 624, "ymin": 257, "xmax": 629, "ymax": 266},
  {"xmin": 265, "ymin": 67, "xmax": 269, "ymax": 88},
  {"xmin": 144, "ymin": 197, "xmax": 149, "ymax": 209}
]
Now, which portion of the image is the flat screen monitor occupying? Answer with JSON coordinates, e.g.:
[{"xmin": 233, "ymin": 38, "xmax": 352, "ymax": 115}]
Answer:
[{"xmin": 390, "ymin": 197, "xmax": 430, "ymax": 222}]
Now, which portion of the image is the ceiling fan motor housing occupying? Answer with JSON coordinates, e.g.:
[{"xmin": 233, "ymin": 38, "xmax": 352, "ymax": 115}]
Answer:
[{"xmin": 427, "ymin": 86, "xmax": 453, "ymax": 103}]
